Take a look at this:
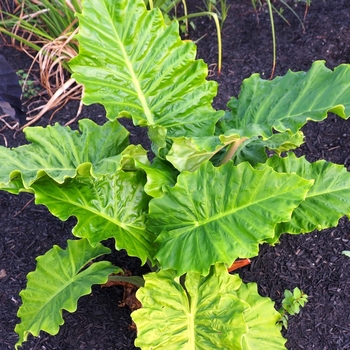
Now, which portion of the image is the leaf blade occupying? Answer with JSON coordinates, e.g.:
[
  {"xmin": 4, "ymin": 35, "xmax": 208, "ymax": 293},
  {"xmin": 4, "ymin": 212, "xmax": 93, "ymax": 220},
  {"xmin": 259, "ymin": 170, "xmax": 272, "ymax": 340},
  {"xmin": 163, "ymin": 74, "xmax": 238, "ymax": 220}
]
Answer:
[
  {"xmin": 266, "ymin": 153, "xmax": 350, "ymax": 236},
  {"xmin": 132, "ymin": 264, "xmax": 249, "ymax": 349},
  {"xmin": 15, "ymin": 239, "xmax": 120, "ymax": 349},
  {"xmin": 0, "ymin": 119, "xmax": 129, "ymax": 192},
  {"xmin": 148, "ymin": 161, "xmax": 313, "ymax": 275},
  {"xmin": 31, "ymin": 171, "xmax": 155, "ymax": 264},
  {"xmin": 70, "ymin": 0, "xmax": 222, "ymax": 144},
  {"xmin": 234, "ymin": 282, "xmax": 286, "ymax": 349},
  {"xmin": 224, "ymin": 61, "xmax": 350, "ymax": 139}
]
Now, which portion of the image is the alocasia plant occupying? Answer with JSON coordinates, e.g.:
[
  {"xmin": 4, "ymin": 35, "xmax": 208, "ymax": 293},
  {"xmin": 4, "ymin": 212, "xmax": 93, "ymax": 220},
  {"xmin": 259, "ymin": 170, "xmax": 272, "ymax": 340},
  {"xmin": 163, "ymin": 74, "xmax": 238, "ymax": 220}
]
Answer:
[{"xmin": 2, "ymin": 0, "xmax": 350, "ymax": 348}]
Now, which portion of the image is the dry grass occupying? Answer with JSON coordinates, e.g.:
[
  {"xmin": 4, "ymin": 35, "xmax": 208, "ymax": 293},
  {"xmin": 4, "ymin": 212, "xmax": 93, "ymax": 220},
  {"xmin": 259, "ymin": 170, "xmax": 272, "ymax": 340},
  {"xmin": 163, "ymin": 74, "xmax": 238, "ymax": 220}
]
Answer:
[
  {"xmin": 0, "ymin": 0, "xmax": 83, "ymax": 129},
  {"xmin": 21, "ymin": 28, "xmax": 83, "ymax": 129}
]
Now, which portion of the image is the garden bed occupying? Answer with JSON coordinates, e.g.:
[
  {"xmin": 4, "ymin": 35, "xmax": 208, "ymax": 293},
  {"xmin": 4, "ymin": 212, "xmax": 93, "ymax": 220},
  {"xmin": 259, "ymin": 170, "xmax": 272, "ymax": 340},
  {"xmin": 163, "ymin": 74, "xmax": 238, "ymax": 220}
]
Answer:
[{"xmin": 1, "ymin": 0, "xmax": 350, "ymax": 349}]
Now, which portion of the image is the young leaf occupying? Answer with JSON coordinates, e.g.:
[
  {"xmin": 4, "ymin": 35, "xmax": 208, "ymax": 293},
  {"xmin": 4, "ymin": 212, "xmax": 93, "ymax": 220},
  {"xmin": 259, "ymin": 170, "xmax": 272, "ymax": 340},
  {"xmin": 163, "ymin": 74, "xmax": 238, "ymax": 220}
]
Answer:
[
  {"xmin": 95, "ymin": 144, "xmax": 149, "ymax": 175},
  {"xmin": 223, "ymin": 61, "xmax": 350, "ymax": 139},
  {"xmin": 293, "ymin": 286, "xmax": 302, "ymax": 299},
  {"xmin": 0, "ymin": 119, "xmax": 129, "ymax": 192},
  {"xmin": 260, "ymin": 130, "xmax": 305, "ymax": 154},
  {"xmin": 15, "ymin": 239, "xmax": 121, "ymax": 349},
  {"xmin": 135, "ymin": 157, "xmax": 178, "ymax": 197},
  {"xmin": 148, "ymin": 161, "xmax": 313, "ymax": 275},
  {"xmin": 279, "ymin": 287, "xmax": 308, "ymax": 325},
  {"xmin": 265, "ymin": 153, "xmax": 350, "ymax": 237},
  {"xmin": 166, "ymin": 134, "xmax": 241, "ymax": 172},
  {"xmin": 69, "ymin": 0, "xmax": 222, "ymax": 149},
  {"xmin": 132, "ymin": 264, "xmax": 249, "ymax": 349},
  {"xmin": 282, "ymin": 289, "xmax": 300, "ymax": 315},
  {"xmin": 227, "ymin": 137, "xmax": 269, "ymax": 167},
  {"xmin": 31, "ymin": 171, "xmax": 155, "ymax": 264}
]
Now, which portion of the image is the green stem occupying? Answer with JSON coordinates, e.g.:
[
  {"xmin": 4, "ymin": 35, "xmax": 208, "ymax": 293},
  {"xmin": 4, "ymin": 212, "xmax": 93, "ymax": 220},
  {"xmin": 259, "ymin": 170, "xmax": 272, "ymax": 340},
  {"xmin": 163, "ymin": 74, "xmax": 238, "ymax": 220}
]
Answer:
[
  {"xmin": 279, "ymin": 0, "xmax": 306, "ymax": 33},
  {"xmin": 266, "ymin": 0, "xmax": 276, "ymax": 79},
  {"xmin": 177, "ymin": 11, "xmax": 222, "ymax": 74},
  {"xmin": 181, "ymin": 0, "xmax": 189, "ymax": 33},
  {"xmin": 146, "ymin": 259, "xmax": 160, "ymax": 272},
  {"xmin": 271, "ymin": 3, "xmax": 291, "ymax": 26},
  {"xmin": 218, "ymin": 137, "xmax": 247, "ymax": 166}
]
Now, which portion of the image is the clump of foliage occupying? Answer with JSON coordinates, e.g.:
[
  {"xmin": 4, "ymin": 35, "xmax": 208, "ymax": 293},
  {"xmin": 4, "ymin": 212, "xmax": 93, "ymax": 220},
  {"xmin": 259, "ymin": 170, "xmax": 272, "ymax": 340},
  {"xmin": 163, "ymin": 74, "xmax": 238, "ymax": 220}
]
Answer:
[
  {"xmin": 198, "ymin": 0, "xmax": 231, "ymax": 27},
  {"xmin": 16, "ymin": 70, "xmax": 41, "ymax": 100},
  {"xmin": 277, "ymin": 287, "xmax": 308, "ymax": 330},
  {"xmin": 1, "ymin": 0, "xmax": 350, "ymax": 349}
]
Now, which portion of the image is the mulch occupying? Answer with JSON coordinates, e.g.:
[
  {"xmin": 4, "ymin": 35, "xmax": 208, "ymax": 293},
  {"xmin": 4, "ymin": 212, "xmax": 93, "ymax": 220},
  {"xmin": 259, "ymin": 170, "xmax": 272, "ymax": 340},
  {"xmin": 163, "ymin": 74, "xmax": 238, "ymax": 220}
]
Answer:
[{"xmin": 1, "ymin": 0, "xmax": 350, "ymax": 349}]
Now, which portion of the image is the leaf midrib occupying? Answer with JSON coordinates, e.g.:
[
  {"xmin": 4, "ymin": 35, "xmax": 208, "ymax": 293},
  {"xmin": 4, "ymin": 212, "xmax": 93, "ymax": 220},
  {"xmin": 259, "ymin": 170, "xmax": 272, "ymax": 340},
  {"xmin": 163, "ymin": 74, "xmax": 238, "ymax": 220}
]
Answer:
[
  {"xmin": 195, "ymin": 180, "xmax": 310, "ymax": 229},
  {"xmin": 108, "ymin": 8, "xmax": 154, "ymax": 125}
]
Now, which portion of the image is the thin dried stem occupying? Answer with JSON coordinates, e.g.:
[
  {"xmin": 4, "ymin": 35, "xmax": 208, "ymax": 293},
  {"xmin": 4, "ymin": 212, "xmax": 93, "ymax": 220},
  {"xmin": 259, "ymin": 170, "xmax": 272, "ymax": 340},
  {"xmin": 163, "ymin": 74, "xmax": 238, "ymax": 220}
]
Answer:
[
  {"xmin": 21, "ymin": 78, "xmax": 82, "ymax": 128},
  {"xmin": 0, "ymin": 133, "xmax": 8, "ymax": 147},
  {"xmin": 0, "ymin": 115, "xmax": 19, "ymax": 130}
]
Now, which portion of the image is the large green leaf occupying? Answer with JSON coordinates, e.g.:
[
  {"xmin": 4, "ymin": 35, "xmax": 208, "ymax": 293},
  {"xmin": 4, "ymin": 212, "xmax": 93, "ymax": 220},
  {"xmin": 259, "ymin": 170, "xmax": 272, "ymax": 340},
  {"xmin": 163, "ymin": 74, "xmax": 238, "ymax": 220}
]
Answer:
[
  {"xmin": 132, "ymin": 264, "xmax": 249, "ymax": 349},
  {"xmin": 264, "ymin": 153, "xmax": 350, "ymax": 237},
  {"xmin": 148, "ymin": 161, "xmax": 313, "ymax": 275},
  {"xmin": 31, "ymin": 171, "xmax": 154, "ymax": 264},
  {"xmin": 233, "ymin": 282, "xmax": 286, "ymax": 349},
  {"xmin": 223, "ymin": 61, "xmax": 350, "ymax": 139},
  {"xmin": 15, "ymin": 239, "xmax": 121, "ymax": 349},
  {"xmin": 0, "ymin": 119, "xmax": 129, "ymax": 193},
  {"xmin": 70, "ymin": 0, "xmax": 222, "ymax": 144},
  {"xmin": 133, "ymin": 264, "xmax": 285, "ymax": 349}
]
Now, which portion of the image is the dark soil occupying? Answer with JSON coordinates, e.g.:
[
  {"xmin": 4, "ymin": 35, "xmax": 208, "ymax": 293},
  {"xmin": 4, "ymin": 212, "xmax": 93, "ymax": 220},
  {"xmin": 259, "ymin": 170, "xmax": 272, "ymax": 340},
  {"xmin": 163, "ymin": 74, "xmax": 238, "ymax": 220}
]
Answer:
[{"xmin": 1, "ymin": 0, "xmax": 350, "ymax": 349}]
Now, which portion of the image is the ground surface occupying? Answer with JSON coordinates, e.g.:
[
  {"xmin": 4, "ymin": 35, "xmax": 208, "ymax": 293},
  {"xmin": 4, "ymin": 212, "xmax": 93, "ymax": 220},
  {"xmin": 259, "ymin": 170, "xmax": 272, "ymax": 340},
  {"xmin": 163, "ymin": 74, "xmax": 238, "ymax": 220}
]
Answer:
[{"xmin": 1, "ymin": 0, "xmax": 350, "ymax": 349}]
